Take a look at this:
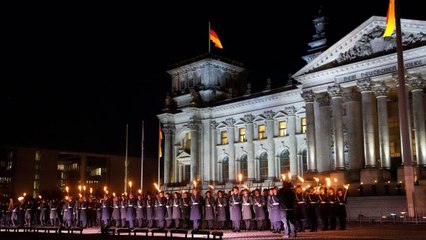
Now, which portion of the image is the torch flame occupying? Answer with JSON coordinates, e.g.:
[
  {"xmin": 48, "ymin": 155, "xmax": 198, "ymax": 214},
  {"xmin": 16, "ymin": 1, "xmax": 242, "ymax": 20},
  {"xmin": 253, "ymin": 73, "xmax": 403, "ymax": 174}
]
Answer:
[
  {"xmin": 344, "ymin": 184, "xmax": 350, "ymax": 190},
  {"xmin": 326, "ymin": 178, "xmax": 331, "ymax": 187},
  {"xmin": 83, "ymin": 185, "xmax": 86, "ymax": 191},
  {"xmin": 154, "ymin": 183, "xmax": 161, "ymax": 192},
  {"xmin": 89, "ymin": 187, "xmax": 93, "ymax": 194},
  {"xmin": 288, "ymin": 172, "xmax": 291, "ymax": 180},
  {"xmin": 65, "ymin": 186, "xmax": 69, "ymax": 193},
  {"xmin": 281, "ymin": 174, "xmax": 286, "ymax": 181},
  {"xmin": 297, "ymin": 175, "xmax": 305, "ymax": 183},
  {"xmin": 313, "ymin": 177, "xmax": 319, "ymax": 182},
  {"xmin": 208, "ymin": 185, "xmax": 214, "ymax": 190},
  {"xmin": 193, "ymin": 180, "xmax": 197, "ymax": 188},
  {"xmin": 138, "ymin": 189, "xmax": 142, "ymax": 194},
  {"xmin": 103, "ymin": 186, "xmax": 107, "ymax": 192},
  {"xmin": 238, "ymin": 174, "xmax": 243, "ymax": 182},
  {"xmin": 334, "ymin": 178, "xmax": 338, "ymax": 183}
]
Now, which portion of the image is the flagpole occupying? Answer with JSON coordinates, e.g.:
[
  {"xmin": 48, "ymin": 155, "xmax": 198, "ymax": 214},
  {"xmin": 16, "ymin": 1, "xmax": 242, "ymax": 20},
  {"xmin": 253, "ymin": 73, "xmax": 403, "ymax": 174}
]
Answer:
[
  {"xmin": 124, "ymin": 124, "xmax": 129, "ymax": 194},
  {"xmin": 140, "ymin": 120, "xmax": 144, "ymax": 192},
  {"xmin": 158, "ymin": 122, "xmax": 161, "ymax": 186},
  {"xmin": 394, "ymin": 0, "xmax": 415, "ymax": 217},
  {"xmin": 208, "ymin": 21, "xmax": 211, "ymax": 54}
]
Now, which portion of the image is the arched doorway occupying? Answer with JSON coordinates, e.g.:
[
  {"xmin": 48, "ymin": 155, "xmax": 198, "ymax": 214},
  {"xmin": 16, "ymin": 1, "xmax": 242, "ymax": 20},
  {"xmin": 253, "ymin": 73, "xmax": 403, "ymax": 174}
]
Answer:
[{"xmin": 298, "ymin": 148, "xmax": 308, "ymax": 176}]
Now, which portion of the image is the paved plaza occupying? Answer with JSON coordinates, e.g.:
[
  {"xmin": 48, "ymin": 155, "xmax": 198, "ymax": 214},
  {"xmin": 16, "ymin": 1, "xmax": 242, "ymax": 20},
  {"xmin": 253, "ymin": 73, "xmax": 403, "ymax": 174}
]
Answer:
[{"xmin": 1, "ymin": 223, "xmax": 426, "ymax": 239}]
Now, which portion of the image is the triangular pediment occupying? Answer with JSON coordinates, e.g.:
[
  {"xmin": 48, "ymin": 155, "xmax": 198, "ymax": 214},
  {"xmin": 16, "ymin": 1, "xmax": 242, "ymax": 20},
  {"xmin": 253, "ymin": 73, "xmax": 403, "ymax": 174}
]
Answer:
[
  {"xmin": 176, "ymin": 151, "xmax": 190, "ymax": 159},
  {"xmin": 273, "ymin": 111, "xmax": 287, "ymax": 119},
  {"xmin": 234, "ymin": 118, "xmax": 246, "ymax": 126},
  {"xmin": 294, "ymin": 16, "xmax": 426, "ymax": 78},
  {"xmin": 216, "ymin": 121, "xmax": 228, "ymax": 129},
  {"xmin": 253, "ymin": 115, "xmax": 266, "ymax": 122}
]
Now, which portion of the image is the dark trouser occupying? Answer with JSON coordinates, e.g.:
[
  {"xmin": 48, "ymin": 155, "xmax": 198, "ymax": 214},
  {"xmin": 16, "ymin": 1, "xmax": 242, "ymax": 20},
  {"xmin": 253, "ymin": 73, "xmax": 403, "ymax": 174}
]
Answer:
[
  {"xmin": 329, "ymin": 206, "xmax": 336, "ymax": 230},
  {"xmin": 166, "ymin": 219, "xmax": 172, "ymax": 228},
  {"xmin": 217, "ymin": 221, "xmax": 225, "ymax": 229},
  {"xmin": 297, "ymin": 218, "xmax": 306, "ymax": 232},
  {"xmin": 307, "ymin": 205, "xmax": 317, "ymax": 231},
  {"xmin": 273, "ymin": 221, "xmax": 281, "ymax": 231},
  {"xmin": 319, "ymin": 205, "xmax": 329, "ymax": 230},
  {"xmin": 80, "ymin": 211, "xmax": 87, "ymax": 227},
  {"xmin": 205, "ymin": 220, "xmax": 213, "ymax": 229},
  {"xmin": 232, "ymin": 220, "xmax": 240, "ymax": 231},
  {"xmin": 285, "ymin": 209, "xmax": 297, "ymax": 237},
  {"xmin": 256, "ymin": 219, "xmax": 264, "ymax": 230},
  {"xmin": 137, "ymin": 218, "xmax": 143, "ymax": 228},
  {"xmin": 192, "ymin": 219, "xmax": 200, "ymax": 230},
  {"xmin": 173, "ymin": 218, "xmax": 181, "ymax": 228},
  {"xmin": 243, "ymin": 220, "xmax": 250, "ymax": 230},
  {"xmin": 147, "ymin": 219, "xmax": 154, "ymax": 228},
  {"xmin": 337, "ymin": 205, "xmax": 346, "ymax": 230}
]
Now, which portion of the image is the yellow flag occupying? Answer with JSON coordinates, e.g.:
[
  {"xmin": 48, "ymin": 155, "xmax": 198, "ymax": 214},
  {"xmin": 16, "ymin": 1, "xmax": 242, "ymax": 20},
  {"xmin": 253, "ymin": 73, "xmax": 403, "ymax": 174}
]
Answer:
[
  {"xmin": 383, "ymin": 0, "xmax": 395, "ymax": 37},
  {"xmin": 159, "ymin": 125, "xmax": 163, "ymax": 158}
]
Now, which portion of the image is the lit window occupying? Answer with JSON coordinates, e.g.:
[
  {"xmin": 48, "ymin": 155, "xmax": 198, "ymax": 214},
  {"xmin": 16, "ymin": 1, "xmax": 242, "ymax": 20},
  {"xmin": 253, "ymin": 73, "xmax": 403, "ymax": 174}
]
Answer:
[
  {"xmin": 34, "ymin": 174, "xmax": 40, "ymax": 180},
  {"xmin": 239, "ymin": 128, "xmax": 246, "ymax": 142},
  {"xmin": 6, "ymin": 162, "xmax": 12, "ymax": 171},
  {"xmin": 301, "ymin": 117, "xmax": 307, "ymax": 134},
  {"xmin": 221, "ymin": 131, "xmax": 228, "ymax": 145},
  {"xmin": 279, "ymin": 121, "xmax": 287, "ymax": 136},
  {"xmin": 71, "ymin": 163, "xmax": 78, "ymax": 171},
  {"xmin": 258, "ymin": 125, "xmax": 266, "ymax": 139},
  {"xmin": 182, "ymin": 132, "xmax": 191, "ymax": 152},
  {"xmin": 90, "ymin": 168, "xmax": 102, "ymax": 176},
  {"xmin": 0, "ymin": 161, "xmax": 5, "ymax": 167},
  {"xmin": 57, "ymin": 164, "xmax": 65, "ymax": 171},
  {"xmin": 35, "ymin": 151, "xmax": 41, "ymax": 161}
]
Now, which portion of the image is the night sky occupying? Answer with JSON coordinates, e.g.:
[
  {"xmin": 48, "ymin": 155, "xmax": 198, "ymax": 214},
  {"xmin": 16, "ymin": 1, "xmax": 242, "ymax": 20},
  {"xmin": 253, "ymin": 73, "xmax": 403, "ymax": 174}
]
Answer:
[{"xmin": 1, "ymin": 1, "xmax": 424, "ymax": 158}]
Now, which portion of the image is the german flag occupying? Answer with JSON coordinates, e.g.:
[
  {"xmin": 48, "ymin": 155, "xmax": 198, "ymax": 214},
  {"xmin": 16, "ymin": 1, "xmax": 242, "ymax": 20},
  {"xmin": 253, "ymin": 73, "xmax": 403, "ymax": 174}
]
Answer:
[
  {"xmin": 210, "ymin": 29, "xmax": 223, "ymax": 49},
  {"xmin": 383, "ymin": 0, "xmax": 395, "ymax": 37}
]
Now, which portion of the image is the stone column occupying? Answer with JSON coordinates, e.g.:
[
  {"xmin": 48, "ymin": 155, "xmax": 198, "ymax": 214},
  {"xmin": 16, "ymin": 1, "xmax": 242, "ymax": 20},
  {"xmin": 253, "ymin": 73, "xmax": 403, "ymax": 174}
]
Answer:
[
  {"xmin": 328, "ymin": 85, "xmax": 345, "ymax": 170},
  {"xmin": 343, "ymin": 90, "xmax": 363, "ymax": 173},
  {"xmin": 80, "ymin": 155, "xmax": 87, "ymax": 184},
  {"xmin": 357, "ymin": 78, "xmax": 377, "ymax": 168},
  {"xmin": 265, "ymin": 111, "xmax": 276, "ymax": 180},
  {"xmin": 374, "ymin": 82, "xmax": 391, "ymax": 170},
  {"xmin": 188, "ymin": 121, "xmax": 200, "ymax": 181},
  {"xmin": 163, "ymin": 124, "xmax": 175, "ymax": 184},
  {"xmin": 410, "ymin": 76, "xmax": 426, "ymax": 167},
  {"xmin": 316, "ymin": 94, "xmax": 331, "ymax": 172},
  {"xmin": 210, "ymin": 121, "xmax": 218, "ymax": 182},
  {"xmin": 302, "ymin": 90, "xmax": 317, "ymax": 172},
  {"xmin": 202, "ymin": 120, "xmax": 211, "ymax": 182},
  {"xmin": 286, "ymin": 106, "xmax": 298, "ymax": 176},
  {"xmin": 244, "ymin": 114, "xmax": 255, "ymax": 180},
  {"xmin": 226, "ymin": 118, "xmax": 236, "ymax": 182}
]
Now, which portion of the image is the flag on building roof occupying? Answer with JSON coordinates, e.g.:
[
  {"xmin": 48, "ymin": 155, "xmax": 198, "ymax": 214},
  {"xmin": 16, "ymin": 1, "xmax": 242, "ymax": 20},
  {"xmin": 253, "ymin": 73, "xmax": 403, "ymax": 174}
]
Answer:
[
  {"xmin": 210, "ymin": 29, "xmax": 223, "ymax": 49},
  {"xmin": 383, "ymin": 0, "xmax": 395, "ymax": 37}
]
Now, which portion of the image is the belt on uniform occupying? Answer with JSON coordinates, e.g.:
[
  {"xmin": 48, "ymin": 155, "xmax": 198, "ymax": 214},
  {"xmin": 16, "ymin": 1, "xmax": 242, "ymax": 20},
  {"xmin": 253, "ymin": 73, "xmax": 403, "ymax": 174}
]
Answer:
[
  {"xmin": 217, "ymin": 204, "xmax": 223, "ymax": 207},
  {"xmin": 114, "ymin": 207, "xmax": 119, "ymax": 208},
  {"xmin": 26, "ymin": 209, "xmax": 31, "ymax": 211},
  {"xmin": 81, "ymin": 208, "xmax": 87, "ymax": 210},
  {"xmin": 339, "ymin": 203, "xmax": 345, "ymax": 205},
  {"xmin": 297, "ymin": 201, "xmax": 304, "ymax": 204},
  {"xmin": 206, "ymin": 205, "xmax": 211, "ymax": 207},
  {"xmin": 192, "ymin": 203, "xmax": 198, "ymax": 205},
  {"xmin": 309, "ymin": 202, "xmax": 317, "ymax": 204},
  {"xmin": 173, "ymin": 205, "xmax": 179, "ymax": 207},
  {"xmin": 272, "ymin": 203, "xmax": 279, "ymax": 205},
  {"xmin": 329, "ymin": 201, "xmax": 334, "ymax": 204},
  {"xmin": 243, "ymin": 203, "xmax": 250, "ymax": 206},
  {"xmin": 158, "ymin": 204, "xmax": 163, "ymax": 206},
  {"xmin": 320, "ymin": 201, "xmax": 326, "ymax": 204},
  {"xmin": 138, "ymin": 206, "xmax": 142, "ymax": 208},
  {"xmin": 233, "ymin": 202, "xmax": 240, "ymax": 205},
  {"xmin": 128, "ymin": 205, "xmax": 133, "ymax": 207},
  {"xmin": 51, "ymin": 208, "xmax": 57, "ymax": 210},
  {"xmin": 147, "ymin": 206, "xmax": 151, "ymax": 208},
  {"xmin": 166, "ymin": 206, "xmax": 170, "ymax": 208}
]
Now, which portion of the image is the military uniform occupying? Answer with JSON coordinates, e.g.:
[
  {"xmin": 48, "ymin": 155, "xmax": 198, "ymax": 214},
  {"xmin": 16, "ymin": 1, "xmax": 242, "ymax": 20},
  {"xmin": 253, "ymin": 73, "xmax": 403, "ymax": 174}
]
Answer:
[
  {"xmin": 145, "ymin": 196, "xmax": 155, "ymax": 228},
  {"xmin": 294, "ymin": 190, "xmax": 307, "ymax": 232},
  {"xmin": 307, "ymin": 191, "xmax": 318, "ymax": 232},
  {"xmin": 215, "ymin": 195, "xmax": 227, "ymax": 229},
  {"xmin": 171, "ymin": 195, "xmax": 181, "ymax": 228},
  {"xmin": 336, "ymin": 192, "xmax": 347, "ymax": 230},
  {"xmin": 112, "ymin": 198, "xmax": 121, "ymax": 227},
  {"xmin": 155, "ymin": 195, "xmax": 166, "ymax": 229},
  {"xmin": 252, "ymin": 194, "xmax": 266, "ymax": 230},
  {"xmin": 165, "ymin": 195, "xmax": 173, "ymax": 228},
  {"xmin": 80, "ymin": 199, "xmax": 88, "ymax": 228},
  {"xmin": 268, "ymin": 193, "xmax": 281, "ymax": 232},
  {"xmin": 126, "ymin": 196, "xmax": 136, "ymax": 228},
  {"xmin": 204, "ymin": 195, "xmax": 215, "ymax": 229},
  {"xmin": 136, "ymin": 196, "xmax": 145, "ymax": 228},
  {"xmin": 101, "ymin": 198, "xmax": 110, "ymax": 227},
  {"xmin": 229, "ymin": 192, "xmax": 241, "ymax": 232},
  {"xmin": 189, "ymin": 192, "xmax": 203, "ymax": 230},
  {"xmin": 241, "ymin": 195, "xmax": 253, "ymax": 230}
]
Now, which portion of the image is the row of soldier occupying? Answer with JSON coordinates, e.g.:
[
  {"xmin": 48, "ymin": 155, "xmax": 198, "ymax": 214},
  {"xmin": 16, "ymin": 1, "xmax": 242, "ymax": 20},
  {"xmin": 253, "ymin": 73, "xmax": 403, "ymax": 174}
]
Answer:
[{"xmin": 0, "ymin": 184, "xmax": 347, "ymax": 233}]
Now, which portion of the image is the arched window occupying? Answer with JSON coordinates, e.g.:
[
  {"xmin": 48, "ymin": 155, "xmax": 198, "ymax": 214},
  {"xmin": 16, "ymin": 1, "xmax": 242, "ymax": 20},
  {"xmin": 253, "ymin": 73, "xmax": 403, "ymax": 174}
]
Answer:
[
  {"xmin": 181, "ymin": 132, "xmax": 191, "ymax": 153},
  {"xmin": 302, "ymin": 149, "xmax": 308, "ymax": 174},
  {"xmin": 280, "ymin": 150, "xmax": 290, "ymax": 174},
  {"xmin": 222, "ymin": 157, "xmax": 229, "ymax": 182},
  {"xmin": 240, "ymin": 155, "xmax": 248, "ymax": 178},
  {"xmin": 259, "ymin": 152, "xmax": 268, "ymax": 180}
]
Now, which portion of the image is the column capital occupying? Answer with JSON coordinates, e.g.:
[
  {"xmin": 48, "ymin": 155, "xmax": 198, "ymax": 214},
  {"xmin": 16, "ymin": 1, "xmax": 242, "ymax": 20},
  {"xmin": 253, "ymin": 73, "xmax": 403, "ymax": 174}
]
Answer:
[
  {"xmin": 264, "ymin": 110, "xmax": 275, "ymax": 120},
  {"xmin": 408, "ymin": 74, "xmax": 425, "ymax": 91},
  {"xmin": 243, "ymin": 114, "xmax": 254, "ymax": 123},
  {"xmin": 301, "ymin": 90, "xmax": 315, "ymax": 102},
  {"xmin": 210, "ymin": 120, "xmax": 218, "ymax": 129},
  {"xmin": 343, "ymin": 91, "xmax": 360, "ymax": 102},
  {"xmin": 187, "ymin": 121, "xmax": 201, "ymax": 131},
  {"xmin": 225, "ymin": 117, "xmax": 236, "ymax": 127},
  {"xmin": 357, "ymin": 78, "xmax": 373, "ymax": 92},
  {"xmin": 162, "ymin": 124, "xmax": 176, "ymax": 135},
  {"xmin": 285, "ymin": 106, "xmax": 296, "ymax": 115},
  {"xmin": 316, "ymin": 94, "xmax": 330, "ymax": 107},
  {"xmin": 373, "ymin": 81, "xmax": 389, "ymax": 97},
  {"xmin": 327, "ymin": 85, "xmax": 343, "ymax": 98}
]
